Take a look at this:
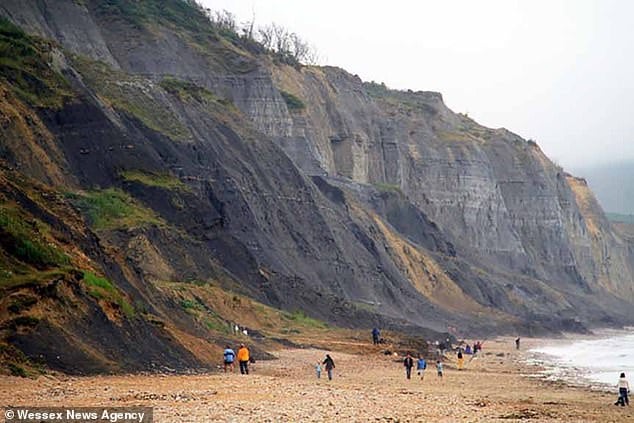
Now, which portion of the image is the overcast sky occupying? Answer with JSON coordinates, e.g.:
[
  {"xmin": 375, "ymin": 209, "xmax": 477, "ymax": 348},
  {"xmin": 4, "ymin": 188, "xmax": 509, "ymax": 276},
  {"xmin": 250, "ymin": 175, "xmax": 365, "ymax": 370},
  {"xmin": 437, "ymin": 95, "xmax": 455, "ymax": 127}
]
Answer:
[{"xmin": 201, "ymin": 0, "xmax": 634, "ymax": 170}]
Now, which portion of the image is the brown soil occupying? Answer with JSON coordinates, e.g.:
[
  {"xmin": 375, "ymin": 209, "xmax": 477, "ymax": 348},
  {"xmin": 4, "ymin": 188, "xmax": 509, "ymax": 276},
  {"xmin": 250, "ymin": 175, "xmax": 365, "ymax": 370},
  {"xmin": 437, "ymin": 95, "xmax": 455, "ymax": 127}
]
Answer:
[{"xmin": 0, "ymin": 338, "xmax": 631, "ymax": 422}]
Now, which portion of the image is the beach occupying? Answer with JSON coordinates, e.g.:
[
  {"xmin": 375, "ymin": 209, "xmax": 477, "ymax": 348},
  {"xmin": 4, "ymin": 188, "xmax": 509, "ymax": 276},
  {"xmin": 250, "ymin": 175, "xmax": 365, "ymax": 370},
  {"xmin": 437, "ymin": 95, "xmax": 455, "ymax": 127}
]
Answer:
[{"xmin": 1, "ymin": 338, "xmax": 632, "ymax": 422}]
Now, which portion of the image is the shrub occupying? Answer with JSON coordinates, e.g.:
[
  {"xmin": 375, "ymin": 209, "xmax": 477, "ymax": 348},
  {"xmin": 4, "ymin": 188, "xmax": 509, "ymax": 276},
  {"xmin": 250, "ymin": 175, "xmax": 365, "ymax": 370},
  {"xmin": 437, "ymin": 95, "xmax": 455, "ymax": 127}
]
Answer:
[
  {"xmin": 8, "ymin": 363, "xmax": 28, "ymax": 378},
  {"xmin": 180, "ymin": 298, "xmax": 204, "ymax": 312}
]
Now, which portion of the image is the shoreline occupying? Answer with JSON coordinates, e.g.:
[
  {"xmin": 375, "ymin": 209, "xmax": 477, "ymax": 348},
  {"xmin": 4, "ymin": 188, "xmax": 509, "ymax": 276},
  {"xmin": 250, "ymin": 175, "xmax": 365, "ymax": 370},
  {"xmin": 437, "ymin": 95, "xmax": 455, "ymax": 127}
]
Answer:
[
  {"xmin": 1, "ymin": 336, "xmax": 632, "ymax": 421},
  {"xmin": 521, "ymin": 329, "xmax": 634, "ymax": 393}
]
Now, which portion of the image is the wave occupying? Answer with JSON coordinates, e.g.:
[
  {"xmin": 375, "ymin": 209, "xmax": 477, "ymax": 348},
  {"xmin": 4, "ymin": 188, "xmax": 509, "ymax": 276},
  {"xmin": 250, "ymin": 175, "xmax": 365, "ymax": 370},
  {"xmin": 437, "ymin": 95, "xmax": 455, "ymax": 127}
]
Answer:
[{"xmin": 528, "ymin": 331, "xmax": 634, "ymax": 386}]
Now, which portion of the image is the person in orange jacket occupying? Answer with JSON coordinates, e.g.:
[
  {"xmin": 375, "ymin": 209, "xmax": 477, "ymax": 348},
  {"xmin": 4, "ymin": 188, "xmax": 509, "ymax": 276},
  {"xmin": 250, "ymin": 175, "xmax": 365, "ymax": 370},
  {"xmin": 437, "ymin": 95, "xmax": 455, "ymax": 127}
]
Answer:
[{"xmin": 237, "ymin": 343, "xmax": 250, "ymax": 375}]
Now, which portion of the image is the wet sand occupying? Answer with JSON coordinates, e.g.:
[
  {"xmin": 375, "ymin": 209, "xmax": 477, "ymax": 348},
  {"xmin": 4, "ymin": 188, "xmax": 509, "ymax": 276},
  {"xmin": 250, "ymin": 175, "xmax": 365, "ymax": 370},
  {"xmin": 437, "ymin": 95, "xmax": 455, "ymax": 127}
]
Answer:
[{"xmin": 1, "ymin": 338, "xmax": 632, "ymax": 422}]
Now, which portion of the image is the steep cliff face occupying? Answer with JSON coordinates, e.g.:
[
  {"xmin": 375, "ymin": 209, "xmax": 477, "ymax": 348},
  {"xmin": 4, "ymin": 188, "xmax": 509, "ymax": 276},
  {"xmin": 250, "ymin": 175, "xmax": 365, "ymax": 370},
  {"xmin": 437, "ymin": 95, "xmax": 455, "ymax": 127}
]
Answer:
[
  {"xmin": 0, "ymin": 0, "xmax": 633, "ymax": 374},
  {"xmin": 261, "ymin": 68, "xmax": 623, "ymax": 296}
]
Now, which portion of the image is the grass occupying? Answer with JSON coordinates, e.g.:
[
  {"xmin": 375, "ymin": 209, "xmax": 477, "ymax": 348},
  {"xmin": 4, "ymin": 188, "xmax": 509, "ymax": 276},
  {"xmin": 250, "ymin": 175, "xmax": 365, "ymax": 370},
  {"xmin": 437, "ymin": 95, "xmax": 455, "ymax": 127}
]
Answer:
[
  {"xmin": 0, "ymin": 17, "xmax": 72, "ymax": 108},
  {"xmin": 0, "ymin": 268, "xmax": 70, "ymax": 291},
  {"xmin": 95, "ymin": 0, "xmax": 214, "ymax": 35},
  {"xmin": 8, "ymin": 363, "xmax": 28, "ymax": 377},
  {"xmin": 279, "ymin": 90, "xmax": 305, "ymax": 111},
  {"xmin": 180, "ymin": 298, "xmax": 204, "ymax": 312},
  {"xmin": 68, "ymin": 188, "xmax": 161, "ymax": 231},
  {"xmin": 179, "ymin": 296, "xmax": 232, "ymax": 334},
  {"xmin": 373, "ymin": 183, "xmax": 403, "ymax": 195},
  {"xmin": 120, "ymin": 170, "xmax": 190, "ymax": 191},
  {"xmin": 159, "ymin": 77, "xmax": 237, "ymax": 113},
  {"xmin": 282, "ymin": 310, "xmax": 328, "ymax": 329},
  {"xmin": 155, "ymin": 281, "xmax": 336, "ymax": 344},
  {"xmin": 94, "ymin": 0, "xmax": 259, "ymax": 71},
  {"xmin": 0, "ymin": 343, "xmax": 44, "ymax": 378},
  {"xmin": 83, "ymin": 271, "xmax": 135, "ymax": 318},
  {"xmin": 204, "ymin": 317, "xmax": 231, "ymax": 334},
  {"xmin": 0, "ymin": 206, "xmax": 69, "ymax": 268},
  {"xmin": 160, "ymin": 77, "xmax": 216, "ymax": 103}
]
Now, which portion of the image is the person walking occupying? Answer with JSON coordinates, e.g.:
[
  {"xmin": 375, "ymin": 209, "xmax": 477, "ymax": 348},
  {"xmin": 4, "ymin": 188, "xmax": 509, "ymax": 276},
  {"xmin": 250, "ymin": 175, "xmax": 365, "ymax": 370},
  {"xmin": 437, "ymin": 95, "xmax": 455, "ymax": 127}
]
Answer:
[
  {"xmin": 315, "ymin": 362, "xmax": 322, "ymax": 379},
  {"xmin": 436, "ymin": 360, "xmax": 443, "ymax": 378},
  {"xmin": 372, "ymin": 327, "xmax": 380, "ymax": 345},
  {"xmin": 416, "ymin": 355, "xmax": 427, "ymax": 381},
  {"xmin": 223, "ymin": 345, "xmax": 235, "ymax": 373},
  {"xmin": 615, "ymin": 372, "xmax": 630, "ymax": 406},
  {"xmin": 237, "ymin": 343, "xmax": 250, "ymax": 375},
  {"xmin": 456, "ymin": 350, "xmax": 464, "ymax": 370},
  {"xmin": 515, "ymin": 337, "xmax": 520, "ymax": 350},
  {"xmin": 404, "ymin": 352, "xmax": 414, "ymax": 380},
  {"xmin": 323, "ymin": 354, "xmax": 335, "ymax": 381}
]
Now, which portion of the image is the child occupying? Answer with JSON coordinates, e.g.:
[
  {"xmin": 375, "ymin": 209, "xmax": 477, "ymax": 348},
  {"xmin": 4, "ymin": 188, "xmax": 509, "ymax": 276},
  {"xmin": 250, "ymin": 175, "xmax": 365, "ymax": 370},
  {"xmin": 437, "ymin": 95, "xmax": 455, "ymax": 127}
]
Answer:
[
  {"xmin": 436, "ymin": 360, "xmax": 443, "ymax": 378},
  {"xmin": 417, "ymin": 355, "xmax": 427, "ymax": 381},
  {"xmin": 315, "ymin": 362, "xmax": 322, "ymax": 379}
]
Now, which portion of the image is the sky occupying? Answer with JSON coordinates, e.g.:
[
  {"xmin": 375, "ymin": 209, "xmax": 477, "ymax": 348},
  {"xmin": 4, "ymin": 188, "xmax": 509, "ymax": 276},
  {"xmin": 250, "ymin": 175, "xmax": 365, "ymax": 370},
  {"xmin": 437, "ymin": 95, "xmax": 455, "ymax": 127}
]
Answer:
[{"xmin": 200, "ymin": 0, "xmax": 634, "ymax": 170}]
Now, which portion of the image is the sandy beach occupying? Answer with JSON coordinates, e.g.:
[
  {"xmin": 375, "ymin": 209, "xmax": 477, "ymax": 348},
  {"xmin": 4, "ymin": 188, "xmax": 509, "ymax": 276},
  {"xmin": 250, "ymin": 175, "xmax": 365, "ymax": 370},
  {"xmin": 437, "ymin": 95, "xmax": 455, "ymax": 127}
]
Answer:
[{"xmin": 1, "ymin": 338, "xmax": 631, "ymax": 422}]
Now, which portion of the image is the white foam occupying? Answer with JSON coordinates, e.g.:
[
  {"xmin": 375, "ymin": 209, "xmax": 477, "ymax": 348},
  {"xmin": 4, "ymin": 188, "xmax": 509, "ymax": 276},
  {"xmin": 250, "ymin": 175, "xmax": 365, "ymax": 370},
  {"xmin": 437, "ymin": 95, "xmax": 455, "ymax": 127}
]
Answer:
[{"xmin": 529, "ymin": 331, "xmax": 634, "ymax": 387}]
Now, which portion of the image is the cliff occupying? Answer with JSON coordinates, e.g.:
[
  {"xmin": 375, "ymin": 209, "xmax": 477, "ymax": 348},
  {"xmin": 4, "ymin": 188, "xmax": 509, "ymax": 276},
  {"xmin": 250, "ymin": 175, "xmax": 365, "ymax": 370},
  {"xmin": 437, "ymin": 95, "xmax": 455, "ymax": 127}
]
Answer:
[{"xmin": 0, "ymin": 0, "xmax": 632, "ymax": 374}]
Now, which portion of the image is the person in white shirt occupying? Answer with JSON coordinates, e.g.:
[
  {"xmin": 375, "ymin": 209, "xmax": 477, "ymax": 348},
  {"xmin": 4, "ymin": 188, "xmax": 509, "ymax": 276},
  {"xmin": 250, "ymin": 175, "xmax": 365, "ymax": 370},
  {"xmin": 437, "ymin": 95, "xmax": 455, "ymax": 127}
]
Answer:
[{"xmin": 615, "ymin": 372, "xmax": 630, "ymax": 406}]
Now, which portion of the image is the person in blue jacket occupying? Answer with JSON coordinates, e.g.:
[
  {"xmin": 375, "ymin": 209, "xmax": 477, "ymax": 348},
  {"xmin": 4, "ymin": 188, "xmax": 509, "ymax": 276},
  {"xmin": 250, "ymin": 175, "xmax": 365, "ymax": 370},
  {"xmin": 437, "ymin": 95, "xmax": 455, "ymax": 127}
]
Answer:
[
  {"xmin": 416, "ymin": 355, "xmax": 427, "ymax": 381},
  {"xmin": 372, "ymin": 327, "xmax": 380, "ymax": 345},
  {"xmin": 223, "ymin": 345, "xmax": 235, "ymax": 373}
]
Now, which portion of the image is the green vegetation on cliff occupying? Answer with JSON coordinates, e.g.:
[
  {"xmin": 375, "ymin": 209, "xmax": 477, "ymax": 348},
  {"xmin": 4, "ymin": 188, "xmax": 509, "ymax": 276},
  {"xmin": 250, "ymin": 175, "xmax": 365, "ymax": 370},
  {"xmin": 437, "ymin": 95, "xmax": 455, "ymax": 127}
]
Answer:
[
  {"xmin": 72, "ymin": 57, "xmax": 191, "ymax": 141},
  {"xmin": 82, "ymin": 271, "xmax": 135, "ymax": 318},
  {"xmin": 0, "ymin": 206, "xmax": 69, "ymax": 268},
  {"xmin": 120, "ymin": 170, "xmax": 191, "ymax": 192},
  {"xmin": 0, "ymin": 17, "xmax": 72, "ymax": 108},
  {"xmin": 280, "ymin": 90, "xmax": 305, "ymax": 111},
  {"xmin": 95, "ymin": 0, "xmax": 213, "ymax": 35},
  {"xmin": 68, "ymin": 188, "xmax": 162, "ymax": 231},
  {"xmin": 159, "ymin": 77, "xmax": 235, "ymax": 110}
]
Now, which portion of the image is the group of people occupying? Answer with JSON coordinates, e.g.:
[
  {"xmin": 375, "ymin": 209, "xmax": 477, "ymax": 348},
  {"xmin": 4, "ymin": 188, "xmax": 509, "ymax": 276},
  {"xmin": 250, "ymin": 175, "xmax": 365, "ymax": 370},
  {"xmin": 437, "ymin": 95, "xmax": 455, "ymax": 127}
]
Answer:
[
  {"xmin": 315, "ymin": 354, "xmax": 336, "ymax": 380},
  {"xmin": 462, "ymin": 341, "xmax": 482, "ymax": 355},
  {"xmin": 403, "ymin": 353, "xmax": 443, "ymax": 380},
  {"xmin": 220, "ymin": 331, "xmax": 630, "ymax": 413},
  {"xmin": 222, "ymin": 343, "xmax": 251, "ymax": 374}
]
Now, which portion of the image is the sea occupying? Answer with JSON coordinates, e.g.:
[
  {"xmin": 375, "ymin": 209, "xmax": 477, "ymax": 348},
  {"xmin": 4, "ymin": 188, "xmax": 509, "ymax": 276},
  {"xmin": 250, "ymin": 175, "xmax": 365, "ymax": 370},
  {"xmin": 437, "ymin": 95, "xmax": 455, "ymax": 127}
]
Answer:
[{"xmin": 528, "ymin": 329, "xmax": 634, "ymax": 388}]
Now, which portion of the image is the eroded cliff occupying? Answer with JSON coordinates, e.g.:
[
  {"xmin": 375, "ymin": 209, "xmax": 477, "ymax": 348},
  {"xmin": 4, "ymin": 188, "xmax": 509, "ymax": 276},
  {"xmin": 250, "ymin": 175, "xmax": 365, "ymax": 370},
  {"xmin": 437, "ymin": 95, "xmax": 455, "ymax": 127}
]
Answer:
[{"xmin": 0, "ymin": 0, "xmax": 632, "ymax": 374}]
